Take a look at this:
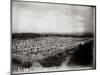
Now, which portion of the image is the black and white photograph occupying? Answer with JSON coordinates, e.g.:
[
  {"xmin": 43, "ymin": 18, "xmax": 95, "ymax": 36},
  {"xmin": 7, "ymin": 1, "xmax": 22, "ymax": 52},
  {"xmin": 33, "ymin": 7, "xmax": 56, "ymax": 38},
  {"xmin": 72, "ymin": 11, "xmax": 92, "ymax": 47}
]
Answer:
[{"xmin": 11, "ymin": 0, "xmax": 96, "ymax": 74}]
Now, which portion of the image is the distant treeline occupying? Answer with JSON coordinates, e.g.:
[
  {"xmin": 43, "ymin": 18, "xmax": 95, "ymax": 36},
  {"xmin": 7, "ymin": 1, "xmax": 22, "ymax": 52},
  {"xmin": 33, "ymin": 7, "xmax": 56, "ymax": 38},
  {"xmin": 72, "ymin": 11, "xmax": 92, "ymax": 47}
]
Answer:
[{"xmin": 12, "ymin": 33, "xmax": 94, "ymax": 39}]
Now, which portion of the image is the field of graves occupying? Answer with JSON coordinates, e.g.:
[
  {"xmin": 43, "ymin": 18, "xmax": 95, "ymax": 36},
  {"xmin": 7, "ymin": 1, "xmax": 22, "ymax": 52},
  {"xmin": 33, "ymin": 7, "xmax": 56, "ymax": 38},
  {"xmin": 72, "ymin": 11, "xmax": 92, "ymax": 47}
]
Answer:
[{"xmin": 12, "ymin": 36, "xmax": 94, "ymax": 74}]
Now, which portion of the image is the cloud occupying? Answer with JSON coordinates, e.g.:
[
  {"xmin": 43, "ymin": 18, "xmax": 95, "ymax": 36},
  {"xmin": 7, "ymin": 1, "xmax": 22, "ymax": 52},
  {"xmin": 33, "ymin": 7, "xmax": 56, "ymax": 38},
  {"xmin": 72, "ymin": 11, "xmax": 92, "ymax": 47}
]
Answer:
[{"xmin": 12, "ymin": 1, "xmax": 95, "ymax": 33}]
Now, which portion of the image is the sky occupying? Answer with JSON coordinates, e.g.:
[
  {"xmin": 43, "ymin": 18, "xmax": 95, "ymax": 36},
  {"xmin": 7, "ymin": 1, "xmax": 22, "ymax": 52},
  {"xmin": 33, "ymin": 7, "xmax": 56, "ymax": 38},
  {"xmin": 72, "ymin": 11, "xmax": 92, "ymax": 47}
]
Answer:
[{"xmin": 12, "ymin": 1, "xmax": 95, "ymax": 34}]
